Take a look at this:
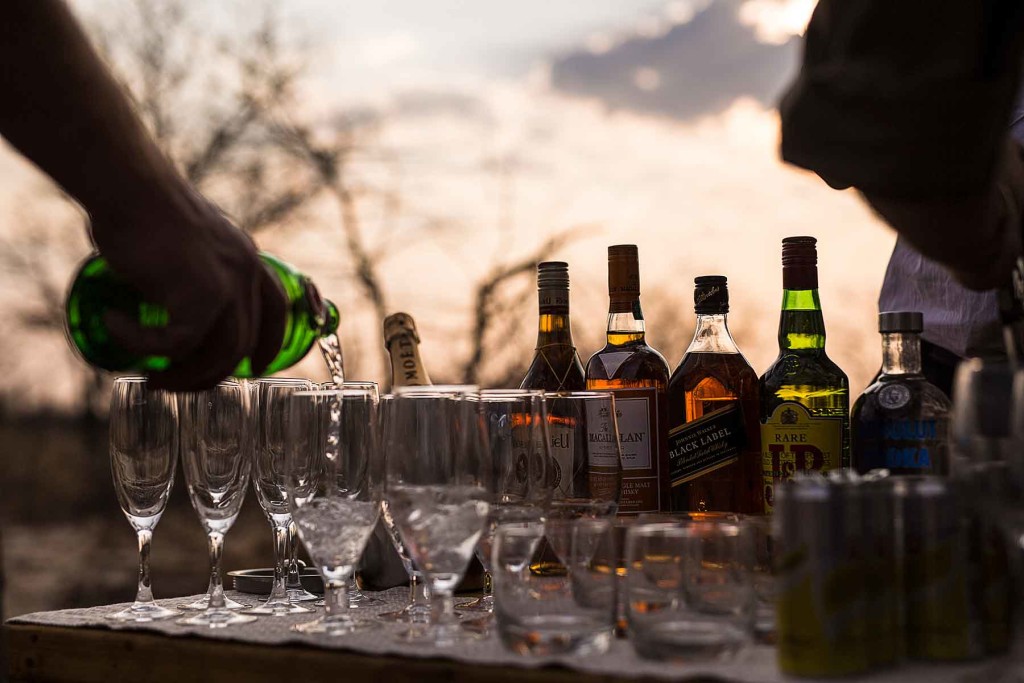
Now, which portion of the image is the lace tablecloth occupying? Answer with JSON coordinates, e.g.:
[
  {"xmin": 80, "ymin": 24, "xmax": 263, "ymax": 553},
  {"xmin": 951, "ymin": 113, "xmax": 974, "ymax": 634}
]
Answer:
[{"xmin": 6, "ymin": 588, "xmax": 1010, "ymax": 683}]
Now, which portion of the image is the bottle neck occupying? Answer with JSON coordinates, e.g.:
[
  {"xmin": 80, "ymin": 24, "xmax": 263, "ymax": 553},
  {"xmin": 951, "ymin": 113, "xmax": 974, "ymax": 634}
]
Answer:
[
  {"xmin": 881, "ymin": 332, "xmax": 922, "ymax": 376},
  {"xmin": 778, "ymin": 289, "xmax": 826, "ymax": 351},
  {"xmin": 536, "ymin": 310, "xmax": 575, "ymax": 349},
  {"xmin": 387, "ymin": 334, "xmax": 431, "ymax": 387},
  {"xmin": 607, "ymin": 298, "xmax": 646, "ymax": 346},
  {"xmin": 686, "ymin": 313, "xmax": 739, "ymax": 354}
]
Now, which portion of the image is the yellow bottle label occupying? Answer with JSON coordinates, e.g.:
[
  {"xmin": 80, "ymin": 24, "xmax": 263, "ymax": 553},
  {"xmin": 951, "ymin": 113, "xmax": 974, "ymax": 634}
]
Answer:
[{"xmin": 760, "ymin": 402, "xmax": 842, "ymax": 513}]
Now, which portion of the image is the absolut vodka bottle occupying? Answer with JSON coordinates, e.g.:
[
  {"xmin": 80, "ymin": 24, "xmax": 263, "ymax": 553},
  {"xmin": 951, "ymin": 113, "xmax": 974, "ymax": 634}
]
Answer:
[{"xmin": 852, "ymin": 312, "xmax": 951, "ymax": 475}]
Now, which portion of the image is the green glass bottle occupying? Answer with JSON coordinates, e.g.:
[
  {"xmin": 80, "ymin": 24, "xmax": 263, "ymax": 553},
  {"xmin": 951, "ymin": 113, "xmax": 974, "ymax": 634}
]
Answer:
[
  {"xmin": 65, "ymin": 252, "xmax": 339, "ymax": 377},
  {"xmin": 759, "ymin": 236, "xmax": 850, "ymax": 513}
]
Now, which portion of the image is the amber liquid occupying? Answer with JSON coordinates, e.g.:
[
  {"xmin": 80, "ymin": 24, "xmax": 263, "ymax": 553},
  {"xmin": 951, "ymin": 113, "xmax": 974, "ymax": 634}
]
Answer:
[
  {"xmin": 586, "ymin": 330, "xmax": 671, "ymax": 515},
  {"xmin": 667, "ymin": 352, "xmax": 763, "ymax": 513}
]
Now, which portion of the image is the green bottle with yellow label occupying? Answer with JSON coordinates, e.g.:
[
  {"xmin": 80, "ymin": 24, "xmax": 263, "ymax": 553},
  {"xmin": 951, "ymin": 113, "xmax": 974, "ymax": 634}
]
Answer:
[
  {"xmin": 65, "ymin": 252, "xmax": 339, "ymax": 377},
  {"xmin": 758, "ymin": 236, "xmax": 849, "ymax": 512}
]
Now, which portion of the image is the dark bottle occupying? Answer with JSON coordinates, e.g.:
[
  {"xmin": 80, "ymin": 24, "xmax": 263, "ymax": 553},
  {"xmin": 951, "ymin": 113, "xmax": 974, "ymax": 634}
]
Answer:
[
  {"xmin": 852, "ymin": 312, "xmax": 951, "ymax": 475},
  {"xmin": 520, "ymin": 262, "xmax": 586, "ymax": 393},
  {"xmin": 667, "ymin": 276, "xmax": 763, "ymax": 513},
  {"xmin": 586, "ymin": 245, "xmax": 671, "ymax": 515},
  {"xmin": 759, "ymin": 236, "xmax": 849, "ymax": 513}
]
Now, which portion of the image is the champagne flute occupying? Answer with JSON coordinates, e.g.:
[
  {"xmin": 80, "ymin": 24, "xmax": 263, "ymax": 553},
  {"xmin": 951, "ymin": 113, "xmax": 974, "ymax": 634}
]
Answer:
[
  {"xmin": 177, "ymin": 380, "xmax": 257, "ymax": 627},
  {"xmin": 384, "ymin": 385, "xmax": 491, "ymax": 646},
  {"xmin": 457, "ymin": 389, "xmax": 549, "ymax": 614},
  {"xmin": 286, "ymin": 387, "xmax": 382, "ymax": 635},
  {"xmin": 243, "ymin": 378, "xmax": 315, "ymax": 616},
  {"xmin": 106, "ymin": 377, "xmax": 179, "ymax": 622}
]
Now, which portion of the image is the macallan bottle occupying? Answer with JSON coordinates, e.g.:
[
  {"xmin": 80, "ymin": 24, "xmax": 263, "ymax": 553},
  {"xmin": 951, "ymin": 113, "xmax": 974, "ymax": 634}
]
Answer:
[
  {"xmin": 520, "ymin": 262, "xmax": 586, "ymax": 393},
  {"xmin": 759, "ymin": 236, "xmax": 850, "ymax": 513},
  {"xmin": 383, "ymin": 312, "xmax": 431, "ymax": 388},
  {"xmin": 586, "ymin": 245, "xmax": 671, "ymax": 515},
  {"xmin": 852, "ymin": 311, "xmax": 951, "ymax": 475},
  {"xmin": 667, "ymin": 276, "xmax": 763, "ymax": 513}
]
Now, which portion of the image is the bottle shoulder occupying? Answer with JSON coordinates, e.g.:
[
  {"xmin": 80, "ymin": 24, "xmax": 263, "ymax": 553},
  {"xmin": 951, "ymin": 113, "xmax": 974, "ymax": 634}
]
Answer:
[
  {"xmin": 669, "ymin": 352, "xmax": 758, "ymax": 395},
  {"xmin": 586, "ymin": 340, "xmax": 670, "ymax": 383},
  {"xmin": 759, "ymin": 350, "xmax": 849, "ymax": 390},
  {"xmin": 521, "ymin": 345, "xmax": 586, "ymax": 391},
  {"xmin": 853, "ymin": 376, "xmax": 952, "ymax": 422}
]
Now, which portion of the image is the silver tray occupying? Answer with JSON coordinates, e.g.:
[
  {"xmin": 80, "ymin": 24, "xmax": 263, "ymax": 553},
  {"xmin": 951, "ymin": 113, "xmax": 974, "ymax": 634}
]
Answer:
[{"xmin": 228, "ymin": 568, "xmax": 324, "ymax": 595}]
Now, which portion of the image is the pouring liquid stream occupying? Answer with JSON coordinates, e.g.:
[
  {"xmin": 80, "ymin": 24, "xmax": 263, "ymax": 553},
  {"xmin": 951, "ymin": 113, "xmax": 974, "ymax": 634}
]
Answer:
[{"xmin": 318, "ymin": 333, "xmax": 346, "ymax": 384}]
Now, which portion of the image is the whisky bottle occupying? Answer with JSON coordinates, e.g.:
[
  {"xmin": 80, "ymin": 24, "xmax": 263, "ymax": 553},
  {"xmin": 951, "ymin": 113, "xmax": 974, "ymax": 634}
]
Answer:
[
  {"xmin": 667, "ymin": 276, "xmax": 763, "ymax": 513},
  {"xmin": 852, "ymin": 312, "xmax": 951, "ymax": 475},
  {"xmin": 759, "ymin": 236, "xmax": 849, "ymax": 512},
  {"xmin": 65, "ymin": 252, "xmax": 339, "ymax": 377},
  {"xmin": 586, "ymin": 244, "xmax": 671, "ymax": 515},
  {"xmin": 520, "ymin": 262, "xmax": 586, "ymax": 393},
  {"xmin": 384, "ymin": 313, "xmax": 432, "ymax": 388}
]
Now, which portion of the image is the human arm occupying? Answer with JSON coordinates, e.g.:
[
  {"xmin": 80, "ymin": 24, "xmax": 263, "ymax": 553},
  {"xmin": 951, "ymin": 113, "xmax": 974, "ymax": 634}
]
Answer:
[{"xmin": 0, "ymin": 0, "xmax": 284, "ymax": 389}]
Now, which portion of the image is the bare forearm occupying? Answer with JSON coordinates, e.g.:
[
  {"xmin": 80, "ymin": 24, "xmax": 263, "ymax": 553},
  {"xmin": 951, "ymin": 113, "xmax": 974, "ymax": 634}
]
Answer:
[{"xmin": 0, "ymin": 0, "xmax": 186, "ymax": 228}]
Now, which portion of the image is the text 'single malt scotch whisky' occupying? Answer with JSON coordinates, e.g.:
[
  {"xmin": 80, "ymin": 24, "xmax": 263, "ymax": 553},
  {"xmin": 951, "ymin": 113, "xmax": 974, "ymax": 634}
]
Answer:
[
  {"xmin": 759, "ymin": 237, "xmax": 849, "ymax": 512},
  {"xmin": 852, "ymin": 311, "xmax": 951, "ymax": 475},
  {"xmin": 65, "ymin": 252, "xmax": 339, "ymax": 377},
  {"xmin": 586, "ymin": 245, "xmax": 671, "ymax": 514},
  {"xmin": 667, "ymin": 276, "xmax": 763, "ymax": 513},
  {"xmin": 384, "ymin": 313, "xmax": 432, "ymax": 388}
]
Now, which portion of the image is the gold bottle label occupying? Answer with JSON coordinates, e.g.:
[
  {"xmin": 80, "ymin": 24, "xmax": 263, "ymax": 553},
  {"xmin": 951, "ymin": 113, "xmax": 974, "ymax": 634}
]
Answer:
[{"xmin": 760, "ymin": 401, "xmax": 842, "ymax": 513}]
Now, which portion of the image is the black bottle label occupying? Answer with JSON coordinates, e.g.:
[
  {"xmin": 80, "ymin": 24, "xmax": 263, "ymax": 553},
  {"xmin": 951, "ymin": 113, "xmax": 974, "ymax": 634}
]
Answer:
[{"xmin": 667, "ymin": 403, "xmax": 746, "ymax": 487}]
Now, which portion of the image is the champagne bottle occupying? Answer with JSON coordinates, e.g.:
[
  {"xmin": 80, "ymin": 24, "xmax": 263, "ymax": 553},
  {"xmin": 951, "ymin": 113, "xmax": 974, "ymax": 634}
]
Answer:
[
  {"xmin": 520, "ymin": 261, "xmax": 586, "ymax": 392},
  {"xmin": 586, "ymin": 245, "xmax": 671, "ymax": 515},
  {"xmin": 384, "ymin": 313, "xmax": 431, "ymax": 388},
  {"xmin": 65, "ymin": 252, "xmax": 339, "ymax": 377},
  {"xmin": 759, "ymin": 236, "xmax": 850, "ymax": 513}
]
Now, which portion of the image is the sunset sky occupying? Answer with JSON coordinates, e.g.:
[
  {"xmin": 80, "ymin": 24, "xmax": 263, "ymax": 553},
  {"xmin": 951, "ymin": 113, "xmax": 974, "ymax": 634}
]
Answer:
[{"xmin": 0, "ymin": 0, "xmax": 897, "ymax": 410}]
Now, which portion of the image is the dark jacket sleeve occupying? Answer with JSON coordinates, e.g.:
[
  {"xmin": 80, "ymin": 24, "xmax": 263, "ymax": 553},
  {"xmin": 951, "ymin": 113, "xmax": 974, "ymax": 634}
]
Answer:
[{"xmin": 779, "ymin": 0, "xmax": 1024, "ymax": 290}]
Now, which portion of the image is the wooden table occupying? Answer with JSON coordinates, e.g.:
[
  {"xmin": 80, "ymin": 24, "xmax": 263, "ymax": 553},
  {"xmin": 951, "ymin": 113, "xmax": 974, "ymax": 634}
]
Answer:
[{"xmin": 5, "ymin": 624, "xmax": 680, "ymax": 683}]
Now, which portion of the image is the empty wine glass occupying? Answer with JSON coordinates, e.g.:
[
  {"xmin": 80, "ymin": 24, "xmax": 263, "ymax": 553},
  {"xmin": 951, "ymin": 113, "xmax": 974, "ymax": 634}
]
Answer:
[
  {"xmin": 384, "ymin": 385, "xmax": 491, "ymax": 646},
  {"xmin": 458, "ymin": 389, "xmax": 549, "ymax": 614},
  {"xmin": 243, "ymin": 378, "xmax": 315, "ymax": 616},
  {"xmin": 106, "ymin": 377, "xmax": 179, "ymax": 622},
  {"xmin": 538, "ymin": 391, "xmax": 621, "ymax": 574},
  {"xmin": 286, "ymin": 387, "xmax": 382, "ymax": 635},
  {"xmin": 177, "ymin": 380, "xmax": 256, "ymax": 628},
  {"xmin": 377, "ymin": 394, "xmax": 432, "ymax": 623}
]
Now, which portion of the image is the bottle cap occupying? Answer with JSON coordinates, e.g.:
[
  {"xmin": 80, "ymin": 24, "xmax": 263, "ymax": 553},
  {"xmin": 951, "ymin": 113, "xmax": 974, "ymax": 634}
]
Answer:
[
  {"xmin": 608, "ymin": 245, "xmax": 640, "ymax": 306},
  {"xmin": 537, "ymin": 261, "xmax": 569, "ymax": 290},
  {"xmin": 879, "ymin": 311, "xmax": 924, "ymax": 333},
  {"xmin": 383, "ymin": 312, "xmax": 420, "ymax": 348},
  {"xmin": 781, "ymin": 236, "xmax": 818, "ymax": 290},
  {"xmin": 694, "ymin": 275, "xmax": 729, "ymax": 314}
]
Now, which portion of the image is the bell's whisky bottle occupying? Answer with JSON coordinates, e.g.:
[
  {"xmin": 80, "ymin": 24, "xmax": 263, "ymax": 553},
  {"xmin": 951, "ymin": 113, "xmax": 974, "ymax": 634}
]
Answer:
[
  {"xmin": 759, "ymin": 236, "xmax": 849, "ymax": 512},
  {"xmin": 667, "ymin": 276, "xmax": 763, "ymax": 513},
  {"xmin": 586, "ymin": 245, "xmax": 671, "ymax": 515},
  {"xmin": 65, "ymin": 252, "xmax": 339, "ymax": 377}
]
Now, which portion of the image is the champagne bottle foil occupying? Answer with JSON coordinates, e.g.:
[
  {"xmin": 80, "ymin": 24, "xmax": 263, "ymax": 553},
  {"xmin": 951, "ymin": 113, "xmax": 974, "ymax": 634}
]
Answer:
[{"xmin": 383, "ymin": 312, "xmax": 420, "ymax": 348}]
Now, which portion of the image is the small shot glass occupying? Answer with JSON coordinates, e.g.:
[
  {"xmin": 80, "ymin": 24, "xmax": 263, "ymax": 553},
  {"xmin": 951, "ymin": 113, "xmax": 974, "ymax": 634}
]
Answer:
[
  {"xmin": 625, "ymin": 520, "xmax": 755, "ymax": 662},
  {"xmin": 493, "ymin": 519, "xmax": 617, "ymax": 656}
]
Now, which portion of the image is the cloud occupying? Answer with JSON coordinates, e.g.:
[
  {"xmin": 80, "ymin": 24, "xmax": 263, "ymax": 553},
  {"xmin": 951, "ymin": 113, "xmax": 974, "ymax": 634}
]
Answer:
[{"xmin": 548, "ymin": 0, "xmax": 799, "ymax": 121}]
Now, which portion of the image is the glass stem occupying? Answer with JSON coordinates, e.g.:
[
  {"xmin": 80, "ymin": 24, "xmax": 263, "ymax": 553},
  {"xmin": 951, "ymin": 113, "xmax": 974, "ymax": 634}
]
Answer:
[
  {"xmin": 407, "ymin": 572, "xmax": 420, "ymax": 605},
  {"xmin": 286, "ymin": 521, "xmax": 302, "ymax": 588},
  {"xmin": 269, "ymin": 524, "xmax": 290, "ymax": 600},
  {"xmin": 324, "ymin": 578, "xmax": 350, "ymax": 621},
  {"xmin": 134, "ymin": 529, "xmax": 155, "ymax": 605},
  {"xmin": 207, "ymin": 531, "xmax": 226, "ymax": 610},
  {"xmin": 432, "ymin": 590, "xmax": 455, "ymax": 625}
]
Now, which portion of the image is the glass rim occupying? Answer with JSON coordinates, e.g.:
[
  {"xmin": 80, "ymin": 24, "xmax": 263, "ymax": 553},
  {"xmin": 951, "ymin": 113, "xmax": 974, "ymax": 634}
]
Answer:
[
  {"xmin": 292, "ymin": 387, "xmax": 378, "ymax": 399},
  {"xmin": 493, "ymin": 521, "xmax": 546, "ymax": 538},
  {"xmin": 393, "ymin": 384, "xmax": 480, "ymax": 396},
  {"xmin": 478, "ymin": 388, "xmax": 545, "ymax": 396},
  {"xmin": 112, "ymin": 376, "xmax": 148, "ymax": 384},
  {"xmin": 255, "ymin": 377, "xmax": 313, "ymax": 386},
  {"xmin": 321, "ymin": 380, "xmax": 379, "ymax": 388},
  {"xmin": 626, "ymin": 520, "xmax": 748, "ymax": 539},
  {"xmin": 542, "ymin": 390, "xmax": 615, "ymax": 400}
]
